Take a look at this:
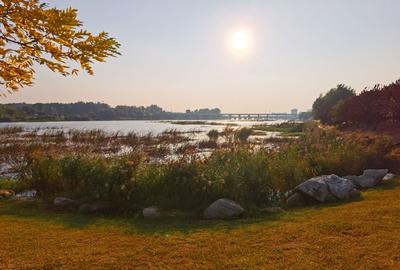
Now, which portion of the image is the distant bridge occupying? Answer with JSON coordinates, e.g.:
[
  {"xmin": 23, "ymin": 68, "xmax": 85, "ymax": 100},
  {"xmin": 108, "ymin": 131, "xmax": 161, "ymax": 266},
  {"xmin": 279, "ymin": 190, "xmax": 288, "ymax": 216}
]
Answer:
[{"xmin": 221, "ymin": 113, "xmax": 298, "ymax": 121}]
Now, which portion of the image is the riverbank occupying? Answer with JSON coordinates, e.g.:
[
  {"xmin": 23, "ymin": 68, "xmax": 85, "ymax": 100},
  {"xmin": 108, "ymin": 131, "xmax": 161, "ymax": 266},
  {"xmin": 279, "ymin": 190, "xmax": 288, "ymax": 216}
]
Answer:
[
  {"xmin": 0, "ymin": 178, "xmax": 399, "ymax": 269},
  {"xmin": 1, "ymin": 121, "xmax": 396, "ymax": 216}
]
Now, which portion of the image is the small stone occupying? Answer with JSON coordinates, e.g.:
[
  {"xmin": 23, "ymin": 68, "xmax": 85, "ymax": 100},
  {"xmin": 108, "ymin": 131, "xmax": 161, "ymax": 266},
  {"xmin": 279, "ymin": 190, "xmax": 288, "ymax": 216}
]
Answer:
[{"xmin": 143, "ymin": 207, "xmax": 160, "ymax": 219}]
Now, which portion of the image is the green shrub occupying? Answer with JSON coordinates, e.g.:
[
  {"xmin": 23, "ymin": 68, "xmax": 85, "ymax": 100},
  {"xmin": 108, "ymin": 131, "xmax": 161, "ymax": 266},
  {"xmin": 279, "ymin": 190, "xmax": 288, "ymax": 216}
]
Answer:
[
  {"xmin": 207, "ymin": 129, "xmax": 220, "ymax": 141},
  {"xmin": 235, "ymin": 128, "xmax": 252, "ymax": 142}
]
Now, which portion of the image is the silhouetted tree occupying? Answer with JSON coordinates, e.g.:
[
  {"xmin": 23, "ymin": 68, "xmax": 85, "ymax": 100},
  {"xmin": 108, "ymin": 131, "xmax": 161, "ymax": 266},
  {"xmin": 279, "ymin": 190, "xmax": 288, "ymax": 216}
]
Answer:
[
  {"xmin": 329, "ymin": 80, "xmax": 400, "ymax": 130},
  {"xmin": 312, "ymin": 84, "xmax": 355, "ymax": 124}
]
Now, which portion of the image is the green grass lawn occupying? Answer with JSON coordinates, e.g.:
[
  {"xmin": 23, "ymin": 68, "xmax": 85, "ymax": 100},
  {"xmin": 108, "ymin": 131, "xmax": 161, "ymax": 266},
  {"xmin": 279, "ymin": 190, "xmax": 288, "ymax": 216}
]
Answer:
[{"xmin": 1, "ymin": 180, "xmax": 400, "ymax": 269}]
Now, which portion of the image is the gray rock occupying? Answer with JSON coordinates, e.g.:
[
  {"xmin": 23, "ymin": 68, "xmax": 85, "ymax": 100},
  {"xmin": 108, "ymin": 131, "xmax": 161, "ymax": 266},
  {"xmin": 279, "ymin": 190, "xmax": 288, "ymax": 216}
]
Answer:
[
  {"xmin": 343, "ymin": 175, "xmax": 359, "ymax": 183},
  {"xmin": 143, "ymin": 207, "xmax": 160, "ymax": 218},
  {"xmin": 287, "ymin": 192, "xmax": 307, "ymax": 207},
  {"xmin": 347, "ymin": 169, "xmax": 389, "ymax": 188},
  {"xmin": 294, "ymin": 175, "xmax": 359, "ymax": 204},
  {"xmin": 383, "ymin": 173, "xmax": 396, "ymax": 182},
  {"xmin": 11, "ymin": 190, "xmax": 37, "ymax": 201},
  {"xmin": 363, "ymin": 169, "xmax": 389, "ymax": 180},
  {"xmin": 53, "ymin": 197, "xmax": 77, "ymax": 209},
  {"xmin": 351, "ymin": 176, "xmax": 376, "ymax": 188},
  {"xmin": 294, "ymin": 176, "xmax": 330, "ymax": 202},
  {"xmin": 204, "ymin": 198, "xmax": 244, "ymax": 219},
  {"xmin": 323, "ymin": 175, "xmax": 356, "ymax": 200}
]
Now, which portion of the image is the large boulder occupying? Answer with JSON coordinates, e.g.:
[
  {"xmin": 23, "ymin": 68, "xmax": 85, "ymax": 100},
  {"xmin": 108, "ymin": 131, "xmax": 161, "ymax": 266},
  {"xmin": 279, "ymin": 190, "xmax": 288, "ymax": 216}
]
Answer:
[
  {"xmin": 344, "ymin": 169, "xmax": 389, "ymax": 188},
  {"xmin": 363, "ymin": 169, "xmax": 389, "ymax": 180},
  {"xmin": 323, "ymin": 175, "xmax": 356, "ymax": 200},
  {"xmin": 294, "ymin": 175, "xmax": 330, "ymax": 203},
  {"xmin": 0, "ymin": 189, "xmax": 15, "ymax": 199},
  {"xmin": 53, "ymin": 197, "xmax": 77, "ymax": 210},
  {"xmin": 293, "ymin": 175, "xmax": 358, "ymax": 204},
  {"xmin": 203, "ymin": 198, "xmax": 244, "ymax": 219}
]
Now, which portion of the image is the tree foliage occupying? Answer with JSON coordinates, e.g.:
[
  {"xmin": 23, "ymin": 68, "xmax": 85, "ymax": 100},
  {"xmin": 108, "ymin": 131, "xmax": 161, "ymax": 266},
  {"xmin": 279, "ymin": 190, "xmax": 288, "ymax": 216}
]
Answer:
[
  {"xmin": 312, "ymin": 84, "xmax": 355, "ymax": 124},
  {"xmin": 0, "ymin": 0, "xmax": 120, "ymax": 95},
  {"xmin": 332, "ymin": 80, "xmax": 400, "ymax": 129}
]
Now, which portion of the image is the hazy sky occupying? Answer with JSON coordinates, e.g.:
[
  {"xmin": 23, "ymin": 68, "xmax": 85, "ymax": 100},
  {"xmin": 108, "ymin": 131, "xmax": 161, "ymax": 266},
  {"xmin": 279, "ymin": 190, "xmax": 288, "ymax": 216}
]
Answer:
[{"xmin": 1, "ymin": 0, "xmax": 399, "ymax": 113}]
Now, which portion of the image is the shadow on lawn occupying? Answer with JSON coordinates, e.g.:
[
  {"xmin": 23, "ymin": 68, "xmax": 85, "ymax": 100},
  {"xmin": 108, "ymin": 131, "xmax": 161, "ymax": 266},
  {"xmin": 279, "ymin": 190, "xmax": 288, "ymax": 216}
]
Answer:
[
  {"xmin": 0, "ymin": 180, "xmax": 398, "ymax": 235},
  {"xmin": 0, "ymin": 199, "xmax": 289, "ymax": 234}
]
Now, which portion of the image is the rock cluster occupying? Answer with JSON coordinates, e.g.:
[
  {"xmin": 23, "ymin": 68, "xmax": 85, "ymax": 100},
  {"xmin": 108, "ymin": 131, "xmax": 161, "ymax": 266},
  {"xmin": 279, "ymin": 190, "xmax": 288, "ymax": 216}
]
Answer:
[
  {"xmin": 343, "ymin": 169, "xmax": 389, "ymax": 188},
  {"xmin": 288, "ymin": 169, "xmax": 394, "ymax": 207}
]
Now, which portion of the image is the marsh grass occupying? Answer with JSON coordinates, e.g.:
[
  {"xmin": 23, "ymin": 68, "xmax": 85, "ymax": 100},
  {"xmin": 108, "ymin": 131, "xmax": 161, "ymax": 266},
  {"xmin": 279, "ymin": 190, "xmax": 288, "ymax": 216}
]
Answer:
[
  {"xmin": 253, "ymin": 121, "xmax": 305, "ymax": 136},
  {"xmin": 8, "ymin": 122, "xmax": 392, "ymax": 215}
]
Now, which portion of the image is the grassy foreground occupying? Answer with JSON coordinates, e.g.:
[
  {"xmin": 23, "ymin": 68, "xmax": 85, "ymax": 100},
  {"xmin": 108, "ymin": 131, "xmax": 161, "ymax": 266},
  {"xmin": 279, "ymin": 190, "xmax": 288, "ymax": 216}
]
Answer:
[{"xmin": 1, "ymin": 180, "xmax": 400, "ymax": 269}]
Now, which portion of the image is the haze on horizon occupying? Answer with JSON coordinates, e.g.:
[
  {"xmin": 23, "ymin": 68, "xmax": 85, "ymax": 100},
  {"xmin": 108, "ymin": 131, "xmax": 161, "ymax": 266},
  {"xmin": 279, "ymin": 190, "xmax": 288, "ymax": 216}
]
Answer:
[{"xmin": 1, "ymin": 0, "xmax": 399, "ymax": 113}]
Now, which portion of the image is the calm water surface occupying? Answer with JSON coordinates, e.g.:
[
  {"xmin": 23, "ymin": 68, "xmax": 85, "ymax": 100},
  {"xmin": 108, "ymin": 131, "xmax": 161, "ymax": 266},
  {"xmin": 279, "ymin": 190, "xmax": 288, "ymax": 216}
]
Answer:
[{"xmin": 0, "ymin": 120, "xmax": 280, "ymax": 135}]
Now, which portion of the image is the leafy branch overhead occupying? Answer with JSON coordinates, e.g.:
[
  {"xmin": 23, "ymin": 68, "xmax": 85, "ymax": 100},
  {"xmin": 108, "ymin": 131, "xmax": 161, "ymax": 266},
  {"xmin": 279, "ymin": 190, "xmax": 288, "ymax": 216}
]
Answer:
[{"xmin": 0, "ymin": 0, "xmax": 120, "ymax": 95}]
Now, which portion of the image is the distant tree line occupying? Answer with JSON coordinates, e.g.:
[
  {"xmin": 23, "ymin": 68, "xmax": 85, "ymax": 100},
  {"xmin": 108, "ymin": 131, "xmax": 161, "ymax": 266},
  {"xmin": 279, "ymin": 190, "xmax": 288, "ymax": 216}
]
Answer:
[
  {"xmin": 0, "ymin": 102, "xmax": 222, "ymax": 122},
  {"xmin": 312, "ymin": 79, "xmax": 400, "ymax": 130}
]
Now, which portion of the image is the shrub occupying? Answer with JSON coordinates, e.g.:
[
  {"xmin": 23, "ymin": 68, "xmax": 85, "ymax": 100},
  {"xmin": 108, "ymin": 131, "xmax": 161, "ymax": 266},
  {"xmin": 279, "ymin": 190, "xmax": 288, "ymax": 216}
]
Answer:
[
  {"xmin": 235, "ymin": 128, "xmax": 252, "ymax": 142},
  {"xmin": 207, "ymin": 129, "xmax": 220, "ymax": 141},
  {"xmin": 312, "ymin": 84, "xmax": 355, "ymax": 124}
]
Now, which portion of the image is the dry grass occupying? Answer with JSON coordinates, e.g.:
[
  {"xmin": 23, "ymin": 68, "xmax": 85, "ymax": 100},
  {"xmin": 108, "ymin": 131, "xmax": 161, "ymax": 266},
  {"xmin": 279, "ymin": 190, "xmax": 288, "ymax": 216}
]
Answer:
[{"xmin": 1, "ymin": 180, "xmax": 400, "ymax": 269}]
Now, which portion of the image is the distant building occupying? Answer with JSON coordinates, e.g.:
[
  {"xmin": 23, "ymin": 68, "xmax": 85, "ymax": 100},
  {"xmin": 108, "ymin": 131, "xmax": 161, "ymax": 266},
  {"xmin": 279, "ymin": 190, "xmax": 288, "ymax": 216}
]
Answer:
[{"xmin": 291, "ymin": 109, "xmax": 298, "ymax": 115}]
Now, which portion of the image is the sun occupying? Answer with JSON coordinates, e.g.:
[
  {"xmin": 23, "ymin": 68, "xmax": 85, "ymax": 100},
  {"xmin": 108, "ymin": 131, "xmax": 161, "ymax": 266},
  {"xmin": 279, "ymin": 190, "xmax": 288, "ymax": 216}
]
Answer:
[{"xmin": 232, "ymin": 30, "xmax": 249, "ymax": 50}]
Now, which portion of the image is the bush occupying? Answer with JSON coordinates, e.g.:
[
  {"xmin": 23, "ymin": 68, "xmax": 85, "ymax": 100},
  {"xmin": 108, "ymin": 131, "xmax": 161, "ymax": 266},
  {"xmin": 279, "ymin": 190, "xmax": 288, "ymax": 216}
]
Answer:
[
  {"xmin": 207, "ymin": 129, "xmax": 220, "ymax": 142},
  {"xmin": 235, "ymin": 128, "xmax": 252, "ymax": 142}
]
